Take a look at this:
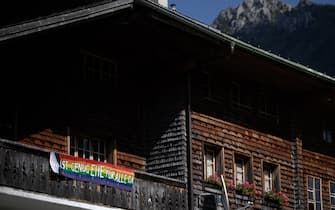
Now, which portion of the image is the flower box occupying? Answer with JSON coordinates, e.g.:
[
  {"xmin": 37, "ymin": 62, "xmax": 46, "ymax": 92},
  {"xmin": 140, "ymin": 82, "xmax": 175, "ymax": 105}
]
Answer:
[{"xmin": 263, "ymin": 191, "xmax": 288, "ymax": 208}]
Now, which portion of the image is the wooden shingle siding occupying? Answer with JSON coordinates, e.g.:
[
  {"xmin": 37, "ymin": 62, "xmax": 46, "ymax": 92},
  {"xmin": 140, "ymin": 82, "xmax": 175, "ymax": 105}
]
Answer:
[
  {"xmin": 191, "ymin": 112, "xmax": 295, "ymax": 209},
  {"xmin": 146, "ymin": 110, "xmax": 187, "ymax": 181},
  {"xmin": 144, "ymin": 74, "xmax": 188, "ymax": 181},
  {"xmin": 20, "ymin": 128, "xmax": 67, "ymax": 153}
]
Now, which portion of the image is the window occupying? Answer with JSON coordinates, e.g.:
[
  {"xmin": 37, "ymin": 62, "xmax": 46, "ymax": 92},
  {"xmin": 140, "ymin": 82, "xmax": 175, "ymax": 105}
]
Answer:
[
  {"xmin": 204, "ymin": 146, "xmax": 224, "ymax": 179},
  {"xmin": 208, "ymin": 70, "xmax": 226, "ymax": 102},
  {"xmin": 234, "ymin": 154, "xmax": 252, "ymax": 185},
  {"xmin": 205, "ymin": 150, "xmax": 215, "ymax": 179},
  {"xmin": 258, "ymin": 92, "xmax": 279, "ymax": 123},
  {"xmin": 80, "ymin": 50, "xmax": 117, "ymax": 81},
  {"xmin": 308, "ymin": 176, "xmax": 322, "ymax": 210},
  {"xmin": 322, "ymin": 129, "xmax": 332, "ymax": 144},
  {"xmin": 264, "ymin": 168, "xmax": 273, "ymax": 192},
  {"xmin": 263, "ymin": 162, "xmax": 280, "ymax": 192},
  {"xmin": 231, "ymin": 82, "xmax": 252, "ymax": 111},
  {"xmin": 70, "ymin": 135, "xmax": 106, "ymax": 162},
  {"xmin": 330, "ymin": 182, "xmax": 335, "ymax": 210}
]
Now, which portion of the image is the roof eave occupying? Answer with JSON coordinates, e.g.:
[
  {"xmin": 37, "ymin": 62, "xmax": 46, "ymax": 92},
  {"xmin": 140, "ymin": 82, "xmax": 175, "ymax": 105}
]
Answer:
[
  {"xmin": 0, "ymin": 0, "xmax": 134, "ymax": 42},
  {"xmin": 0, "ymin": 0, "xmax": 334, "ymax": 85},
  {"xmin": 135, "ymin": 0, "xmax": 335, "ymax": 86}
]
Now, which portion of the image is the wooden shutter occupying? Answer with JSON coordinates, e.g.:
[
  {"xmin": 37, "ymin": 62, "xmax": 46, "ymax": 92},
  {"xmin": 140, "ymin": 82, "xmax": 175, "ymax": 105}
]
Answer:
[
  {"xmin": 216, "ymin": 148, "xmax": 224, "ymax": 175},
  {"xmin": 273, "ymin": 166, "xmax": 280, "ymax": 192},
  {"xmin": 246, "ymin": 158, "xmax": 253, "ymax": 183}
]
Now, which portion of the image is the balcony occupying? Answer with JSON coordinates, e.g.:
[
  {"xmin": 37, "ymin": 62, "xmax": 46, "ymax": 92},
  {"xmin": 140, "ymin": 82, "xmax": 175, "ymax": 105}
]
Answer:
[{"xmin": 0, "ymin": 139, "xmax": 187, "ymax": 210}]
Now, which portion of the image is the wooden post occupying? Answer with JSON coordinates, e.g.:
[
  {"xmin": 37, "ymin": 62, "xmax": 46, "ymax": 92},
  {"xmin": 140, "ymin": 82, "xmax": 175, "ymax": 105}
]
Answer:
[
  {"xmin": 67, "ymin": 126, "xmax": 71, "ymax": 154},
  {"xmin": 186, "ymin": 70, "xmax": 193, "ymax": 210},
  {"xmin": 113, "ymin": 139, "xmax": 117, "ymax": 166}
]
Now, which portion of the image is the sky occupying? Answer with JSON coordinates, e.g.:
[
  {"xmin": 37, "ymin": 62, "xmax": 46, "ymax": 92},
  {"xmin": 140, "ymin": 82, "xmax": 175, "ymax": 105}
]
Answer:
[{"xmin": 168, "ymin": 0, "xmax": 335, "ymax": 24}]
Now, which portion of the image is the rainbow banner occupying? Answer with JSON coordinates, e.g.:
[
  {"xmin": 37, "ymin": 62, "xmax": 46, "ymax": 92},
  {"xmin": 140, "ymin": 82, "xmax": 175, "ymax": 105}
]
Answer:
[{"xmin": 50, "ymin": 152, "xmax": 134, "ymax": 191}]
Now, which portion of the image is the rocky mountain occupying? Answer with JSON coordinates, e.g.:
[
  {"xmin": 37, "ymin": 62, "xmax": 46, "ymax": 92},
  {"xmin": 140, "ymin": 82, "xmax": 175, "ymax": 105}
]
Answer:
[{"xmin": 212, "ymin": 0, "xmax": 335, "ymax": 76}]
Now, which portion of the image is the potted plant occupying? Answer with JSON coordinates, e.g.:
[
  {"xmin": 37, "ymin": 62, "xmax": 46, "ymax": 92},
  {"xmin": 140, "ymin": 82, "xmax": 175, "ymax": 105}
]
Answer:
[
  {"xmin": 263, "ymin": 191, "xmax": 289, "ymax": 208},
  {"xmin": 205, "ymin": 174, "xmax": 223, "ymax": 188},
  {"xmin": 227, "ymin": 179, "xmax": 261, "ymax": 203}
]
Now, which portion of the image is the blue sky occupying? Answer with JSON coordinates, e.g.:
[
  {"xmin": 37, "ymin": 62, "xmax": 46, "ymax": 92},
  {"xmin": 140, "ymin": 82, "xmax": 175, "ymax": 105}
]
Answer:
[{"xmin": 168, "ymin": 0, "xmax": 335, "ymax": 24}]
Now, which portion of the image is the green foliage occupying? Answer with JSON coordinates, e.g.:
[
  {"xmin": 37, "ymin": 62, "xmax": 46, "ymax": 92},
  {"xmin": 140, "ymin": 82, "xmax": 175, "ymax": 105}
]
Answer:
[{"xmin": 263, "ymin": 191, "xmax": 289, "ymax": 207}]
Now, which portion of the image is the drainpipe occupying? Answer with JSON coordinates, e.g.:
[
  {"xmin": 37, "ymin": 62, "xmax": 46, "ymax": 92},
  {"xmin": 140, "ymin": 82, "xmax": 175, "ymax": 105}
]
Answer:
[{"xmin": 186, "ymin": 70, "xmax": 193, "ymax": 210}]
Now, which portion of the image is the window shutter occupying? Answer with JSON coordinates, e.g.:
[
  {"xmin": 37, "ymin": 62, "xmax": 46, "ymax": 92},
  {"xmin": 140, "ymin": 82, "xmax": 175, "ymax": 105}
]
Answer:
[
  {"xmin": 246, "ymin": 159, "xmax": 253, "ymax": 183},
  {"xmin": 216, "ymin": 148, "xmax": 224, "ymax": 175},
  {"xmin": 273, "ymin": 167, "xmax": 280, "ymax": 192}
]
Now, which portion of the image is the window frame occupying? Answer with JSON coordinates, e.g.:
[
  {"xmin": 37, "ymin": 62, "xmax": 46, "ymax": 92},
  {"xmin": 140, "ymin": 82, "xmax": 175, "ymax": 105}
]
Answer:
[
  {"xmin": 231, "ymin": 82, "xmax": 253, "ymax": 112},
  {"xmin": 234, "ymin": 153, "xmax": 252, "ymax": 185},
  {"xmin": 322, "ymin": 128, "xmax": 333, "ymax": 144},
  {"xmin": 330, "ymin": 181, "xmax": 335, "ymax": 210},
  {"xmin": 70, "ymin": 135, "xmax": 107, "ymax": 162},
  {"xmin": 262, "ymin": 161, "xmax": 280, "ymax": 193},
  {"xmin": 258, "ymin": 90, "xmax": 279, "ymax": 123},
  {"xmin": 80, "ymin": 50, "xmax": 117, "ymax": 82},
  {"xmin": 203, "ymin": 145, "xmax": 224, "ymax": 181},
  {"xmin": 307, "ymin": 176, "xmax": 322, "ymax": 210},
  {"xmin": 204, "ymin": 148, "xmax": 216, "ymax": 179}
]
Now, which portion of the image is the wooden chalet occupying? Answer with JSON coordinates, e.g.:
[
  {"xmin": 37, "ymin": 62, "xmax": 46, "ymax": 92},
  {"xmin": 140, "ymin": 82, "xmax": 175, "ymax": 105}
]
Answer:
[{"xmin": 0, "ymin": 0, "xmax": 334, "ymax": 209}]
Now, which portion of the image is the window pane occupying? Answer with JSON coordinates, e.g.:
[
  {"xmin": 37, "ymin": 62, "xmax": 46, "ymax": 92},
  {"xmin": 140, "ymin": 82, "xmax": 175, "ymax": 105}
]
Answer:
[
  {"xmin": 78, "ymin": 150, "xmax": 83, "ymax": 158},
  {"xmin": 264, "ymin": 168, "xmax": 272, "ymax": 192},
  {"xmin": 70, "ymin": 138, "xmax": 75, "ymax": 156},
  {"xmin": 316, "ymin": 191, "xmax": 321, "ymax": 201},
  {"xmin": 83, "ymin": 138, "xmax": 89, "ymax": 151},
  {"xmin": 93, "ymin": 153, "xmax": 99, "ymax": 161},
  {"xmin": 315, "ymin": 178, "xmax": 320, "ymax": 190},
  {"xmin": 331, "ymin": 197, "xmax": 335, "ymax": 205},
  {"xmin": 92, "ymin": 140, "xmax": 99, "ymax": 152},
  {"xmin": 316, "ymin": 203, "xmax": 321, "ymax": 210},
  {"xmin": 308, "ymin": 177, "xmax": 313, "ymax": 190},
  {"xmin": 71, "ymin": 138, "xmax": 75, "ymax": 148},
  {"xmin": 206, "ymin": 152, "xmax": 214, "ymax": 178},
  {"xmin": 309, "ymin": 203, "xmax": 314, "ymax": 210},
  {"xmin": 70, "ymin": 147, "xmax": 74, "ymax": 156},
  {"xmin": 85, "ymin": 151, "xmax": 90, "ymax": 159},
  {"xmin": 100, "ymin": 154, "xmax": 105, "ymax": 162},
  {"xmin": 331, "ymin": 182, "xmax": 335, "ymax": 194},
  {"xmin": 236, "ymin": 159, "xmax": 244, "ymax": 184},
  {"xmin": 100, "ymin": 142, "xmax": 105, "ymax": 154},
  {"xmin": 78, "ymin": 138, "xmax": 83, "ymax": 149}
]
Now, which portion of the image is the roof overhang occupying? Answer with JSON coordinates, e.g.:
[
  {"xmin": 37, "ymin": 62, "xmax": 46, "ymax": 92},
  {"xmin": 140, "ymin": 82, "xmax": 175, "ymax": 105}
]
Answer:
[
  {"xmin": 0, "ymin": 0, "xmax": 134, "ymax": 42},
  {"xmin": 0, "ymin": 0, "xmax": 334, "ymax": 86}
]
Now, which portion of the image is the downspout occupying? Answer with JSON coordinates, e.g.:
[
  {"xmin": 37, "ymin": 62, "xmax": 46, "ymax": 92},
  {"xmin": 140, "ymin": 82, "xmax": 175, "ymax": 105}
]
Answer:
[{"xmin": 186, "ymin": 70, "xmax": 193, "ymax": 210}]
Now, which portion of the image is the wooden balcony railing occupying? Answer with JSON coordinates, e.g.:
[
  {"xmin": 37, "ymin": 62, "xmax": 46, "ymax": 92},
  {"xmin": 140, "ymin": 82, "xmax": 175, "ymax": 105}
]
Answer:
[{"xmin": 0, "ymin": 139, "xmax": 187, "ymax": 210}]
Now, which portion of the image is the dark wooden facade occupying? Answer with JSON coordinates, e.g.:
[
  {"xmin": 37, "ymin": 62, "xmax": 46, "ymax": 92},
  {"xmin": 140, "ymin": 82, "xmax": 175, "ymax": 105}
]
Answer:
[
  {"xmin": 0, "ymin": 0, "xmax": 335, "ymax": 210},
  {"xmin": 0, "ymin": 139, "xmax": 187, "ymax": 210}
]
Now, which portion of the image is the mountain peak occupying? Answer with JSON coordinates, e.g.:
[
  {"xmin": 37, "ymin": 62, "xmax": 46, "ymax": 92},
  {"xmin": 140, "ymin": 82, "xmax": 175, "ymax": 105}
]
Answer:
[
  {"xmin": 212, "ymin": 0, "xmax": 292, "ymax": 34},
  {"xmin": 211, "ymin": 0, "xmax": 335, "ymax": 76},
  {"xmin": 297, "ymin": 0, "xmax": 314, "ymax": 7}
]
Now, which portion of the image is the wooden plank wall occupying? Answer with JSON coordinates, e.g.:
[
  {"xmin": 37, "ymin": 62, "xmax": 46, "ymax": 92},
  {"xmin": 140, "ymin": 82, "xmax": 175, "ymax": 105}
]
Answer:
[
  {"xmin": 191, "ymin": 112, "xmax": 295, "ymax": 209},
  {"xmin": 117, "ymin": 151, "xmax": 146, "ymax": 171},
  {"xmin": 303, "ymin": 149, "xmax": 335, "ymax": 210}
]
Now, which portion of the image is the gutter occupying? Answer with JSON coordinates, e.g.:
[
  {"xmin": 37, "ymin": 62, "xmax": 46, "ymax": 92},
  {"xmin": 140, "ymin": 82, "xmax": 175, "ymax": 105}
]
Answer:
[{"xmin": 135, "ymin": 0, "xmax": 335, "ymax": 86}]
